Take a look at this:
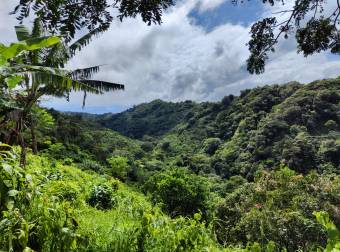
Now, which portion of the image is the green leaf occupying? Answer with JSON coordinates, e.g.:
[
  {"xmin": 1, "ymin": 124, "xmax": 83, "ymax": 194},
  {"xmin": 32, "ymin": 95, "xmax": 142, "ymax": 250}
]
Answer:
[
  {"xmin": 5, "ymin": 75, "xmax": 23, "ymax": 88},
  {"xmin": 0, "ymin": 55, "xmax": 6, "ymax": 66},
  {"xmin": 8, "ymin": 190, "xmax": 19, "ymax": 197},
  {"xmin": 15, "ymin": 25, "xmax": 31, "ymax": 41},
  {"xmin": 6, "ymin": 200, "xmax": 14, "ymax": 210},
  {"xmin": 3, "ymin": 180, "xmax": 12, "ymax": 188},
  {"xmin": 2, "ymin": 36, "xmax": 60, "ymax": 59},
  {"xmin": 2, "ymin": 163, "xmax": 13, "ymax": 175},
  {"xmin": 25, "ymin": 36, "xmax": 60, "ymax": 50}
]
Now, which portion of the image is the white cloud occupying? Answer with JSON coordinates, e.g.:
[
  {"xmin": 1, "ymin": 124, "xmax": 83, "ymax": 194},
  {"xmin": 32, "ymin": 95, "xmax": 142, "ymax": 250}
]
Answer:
[
  {"xmin": 198, "ymin": 0, "xmax": 227, "ymax": 12},
  {"xmin": 0, "ymin": 1, "xmax": 18, "ymax": 43},
  {"xmin": 0, "ymin": 0, "xmax": 339, "ymax": 113}
]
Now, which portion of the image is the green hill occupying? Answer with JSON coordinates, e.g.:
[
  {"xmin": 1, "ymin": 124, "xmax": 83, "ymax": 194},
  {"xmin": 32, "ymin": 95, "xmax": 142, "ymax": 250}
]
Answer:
[
  {"xmin": 94, "ymin": 99, "xmax": 198, "ymax": 138},
  {"xmin": 2, "ymin": 77, "xmax": 339, "ymax": 251}
]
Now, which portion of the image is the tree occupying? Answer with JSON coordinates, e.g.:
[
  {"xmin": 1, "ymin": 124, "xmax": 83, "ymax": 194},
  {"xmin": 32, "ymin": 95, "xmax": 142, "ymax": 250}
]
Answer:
[
  {"xmin": 0, "ymin": 35, "xmax": 61, "ymax": 165},
  {"xmin": 0, "ymin": 23, "xmax": 124, "ymax": 165},
  {"xmin": 143, "ymin": 168, "xmax": 210, "ymax": 218},
  {"xmin": 12, "ymin": 21, "xmax": 123, "ymax": 156},
  {"xmin": 107, "ymin": 156, "xmax": 131, "ymax": 181},
  {"xmin": 244, "ymin": 0, "xmax": 340, "ymax": 74},
  {"xmin": 203, "ymin": 138, "xmax": 222, "ymax": 155},
  {"xmin": 12, "ymin": 0, "xmax": 174, "ymax": 42}
]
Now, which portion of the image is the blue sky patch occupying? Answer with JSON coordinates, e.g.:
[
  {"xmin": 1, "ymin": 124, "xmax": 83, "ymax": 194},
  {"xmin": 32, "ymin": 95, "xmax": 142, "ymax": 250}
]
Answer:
[
  {"xmin": 189, "ymin": 0, "xmax": 264, "ymax": 31},
  {"xmin": 43, "ymin": 104, "xmax": 129, "ymax": 114},
  {"xmin": 326, "ymin": 52, "xmax": 340, "ymax": 61}
]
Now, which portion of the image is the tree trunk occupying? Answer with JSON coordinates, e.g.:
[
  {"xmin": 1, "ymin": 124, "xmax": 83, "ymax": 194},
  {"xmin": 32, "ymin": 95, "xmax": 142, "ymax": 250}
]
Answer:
[
  {"xmin": 19, "ymin": 132, "xmax": 27, "ymax": 167},
  {"xmin": 5, "ymin": 111, "xmax": 27, "ymax": 168},
  {"xmin": 29, "ymin": 114, "xmax": 38, "ymax": 154}
]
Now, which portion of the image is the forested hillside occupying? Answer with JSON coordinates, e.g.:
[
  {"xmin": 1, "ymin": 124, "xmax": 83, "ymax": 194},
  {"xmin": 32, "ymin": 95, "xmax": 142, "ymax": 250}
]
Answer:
[
  {"xmin": 94, "ymin": 99, "xmax": 198, "ymax": 138},
  {"xmin": 1, "ymin": 77, "xmax": 340, "ymax": 251},
  {"xmin": 1, "ymin": 0, "xmax": 340, "ymax": 250},
  {"xmin": 67, "ymin": 78, "xmax": 339, "ymax": 178}
]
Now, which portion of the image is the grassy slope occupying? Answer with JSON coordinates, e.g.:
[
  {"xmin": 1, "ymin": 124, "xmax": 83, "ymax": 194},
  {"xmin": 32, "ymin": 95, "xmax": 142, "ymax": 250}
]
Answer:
[{"xmin": 24, "ymin": 152, "xmax": 238, "ymax": 252}]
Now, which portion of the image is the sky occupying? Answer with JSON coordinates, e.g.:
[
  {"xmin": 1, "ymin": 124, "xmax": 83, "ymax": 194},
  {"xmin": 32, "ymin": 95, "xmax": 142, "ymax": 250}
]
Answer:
[{"xmin": 0, "ymin": 0, "xmax": 339, "ymax": 114}]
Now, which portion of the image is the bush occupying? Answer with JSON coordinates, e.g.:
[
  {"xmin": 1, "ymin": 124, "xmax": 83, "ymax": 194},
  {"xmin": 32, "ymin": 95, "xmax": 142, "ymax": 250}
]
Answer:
[
  {"xmin": 182, "ymin": 154, "xmax": 212, "ymax": 174},
  {"xmin": 107, "ymin": 156, "xmax": 130, "ymax": 180},
  {"xmin": 87, "ymin": 184, "xmax": 116, "ymax": 210},
  {"xmin": 214, "ymin": 167, "xmax": 340, "ymax": 250},
  {"xmin": 223, "ymin": 175, "xmax": 247, "ymax": 195},
  {"xmin": 45, "ymin": 180, "xmax": 80, "ymax": 203},
  {"xmin": 143, "ymin": 168, "xmax": 211, "ymax": 218},
  {"xmin": 141, "ymin": 142, "xmax": 154, "ymax": 152},
  {"xmin": 324, "ymin": 120, "xmax": 337, "ymax": 130},
  {"xmin": 203, "ymin": 138, "xmax": 222, "ymax": 155},
  {"xmin": 79, "ymin": 159, "xmax": 105, "ymax": 174}
]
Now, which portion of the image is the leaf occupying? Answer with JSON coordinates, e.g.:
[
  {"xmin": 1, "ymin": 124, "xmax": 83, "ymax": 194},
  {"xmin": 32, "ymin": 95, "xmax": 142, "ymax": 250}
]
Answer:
[
  {"xmin": 0, "ymin": 55, "xmax": 6, "ymax": 66},
  {"xmin": 15, "ymin": 25, "xmax": 31, "ymax": 41},
  {"xmin": 80, "ymin": 80, "xmax": 124, "ymax": 93},
  {"xmin": 5, "ymin": 75, "xmax": 23, "ymax": 89},
  {"xmin": 26, "ymin": 174, "xmax": 33, "ymax": 184},
  {"xmin": 3, "ymin": 180, "xmax": 12, "ymax": 188},
  {"xmin": 69, "ymin": 26, "xmax": 108, "ymax": 57},
  {"xmin": 6, "ymin": 200, "xmax": 14, "ymax": 210},
  {"xmin": 8, "ymin": 190, "xmax": 19, "ymax": 197},
  {"xmin": 2, "ymin": 36, "xmax": 60, "ymax": 59},
  {"xmin": 23, "ymin": 247, "xmax": 35, "ymax": 252},
  {"xmin": 25, "ymin": 36, "xmax": 60, "ymax": 50},
  {"xmin": 0, "ymin": 143, "xmax": 12, "ymax": 149},
  {"xmin": 2, "ymin": 163, "xmax": 13, "ymax": 175}
]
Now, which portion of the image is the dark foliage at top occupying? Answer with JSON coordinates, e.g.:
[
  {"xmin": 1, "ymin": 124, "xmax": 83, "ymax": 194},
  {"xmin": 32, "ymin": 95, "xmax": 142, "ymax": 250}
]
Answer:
[
  {"xmin": 12, "ymin": 0, "xmax": 174, "ymax": 42},
  {"xmin": 13, "ymin": 0, "xmax": 340, "ymax": 74},
  {"xmin": 244, "ymin": 0, "xmax": 340, "ymax": 74}
]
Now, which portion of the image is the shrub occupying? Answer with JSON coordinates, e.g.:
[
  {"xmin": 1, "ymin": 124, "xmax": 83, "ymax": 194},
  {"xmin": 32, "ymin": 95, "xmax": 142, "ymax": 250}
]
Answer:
[
  {"xmin": 141, "ymin": 142, "xmax": 154, "ymax": 152},
  {"xmin": 160, "ymin": 141, "xmax": 171, "ymax": 151},
  {"xmin": 79, "ymin": 159, "xmax": 105, "ymax": 174},
  {"xmin": 107, "ymin": 156, "xmax": 130, "ymax": 180},
  {"xmin": 183, "ymin": 154, "xmax": 212, "ymax": 174},
  {"xmin": 0, "ymin": 145, "xmax": 28, "ymax": 212},
  {"xmin": 314, "ymin": 211, "xmax": 340, "ymax": 251},
  {"xmin": 45, "ymin": 180, "xmax": 81, "ymax": 203},
  {"xmin": 87, "ymin": 184, "xmax": 115, "ymax": 210},
  {"xmin": 63, "ymin": 157, "xmax": 73, "ymax": 165},
  {"xmin": 203, "ymin": 138, "xmax": 222, "ymax": 155},
  {"xmin": 222, "ymin": 175, "xmax": 247, "ymax": 195},
  {"xmin": 214, "ymin": 167, "xmax": 339, "ymax": 250},
  {"xmin": 324, "ymin": 120, "xmax": 337, "ymax": 130},
  {"xmin": 143, "ymin": 168, "xmax": 211, "ymax": 218}
]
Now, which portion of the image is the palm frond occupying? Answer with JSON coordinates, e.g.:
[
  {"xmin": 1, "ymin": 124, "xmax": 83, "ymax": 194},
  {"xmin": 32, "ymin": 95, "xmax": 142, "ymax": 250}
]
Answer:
[
  {"xmin": 32, "ymin": 18, "xmax": 44, "ymax": 38},
  {"xmin": 79, "ymin": 80, "xmax": 124, "ymax": 93},
  {"xmin": 15, "ymin": 25, "xmax": 31, "ymax": 41},
  {"xmin": 43, "ymin": 42, "xmax": 70, "ymax": 68},
  {"xmin": 10, "ymin": 64, "xmax": 71, "ymax": 77},
  {"xmin": 28, "ymin": 71, "xmax": 101, "ymax": 95},
  {"xmin": 69, "ymin": 26, "xmax": 108, "ymax": 57},
  {"xmin": 78, "ymin": 80, "xmax": 124, "ymax": 108},
  {"xmin": 71, "ymin": 65, "xmax": 101, "ymax": 80}
]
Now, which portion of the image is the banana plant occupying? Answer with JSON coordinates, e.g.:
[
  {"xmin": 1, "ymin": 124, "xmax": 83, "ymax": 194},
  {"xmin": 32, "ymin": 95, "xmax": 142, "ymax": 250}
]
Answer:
[
  {"xmin": 1, "ymin": 21, "xmax": 124, "ymax": 166},
  {"xmin": 0, "ymin": 36, "xmax": 60, "ymax": 88}
]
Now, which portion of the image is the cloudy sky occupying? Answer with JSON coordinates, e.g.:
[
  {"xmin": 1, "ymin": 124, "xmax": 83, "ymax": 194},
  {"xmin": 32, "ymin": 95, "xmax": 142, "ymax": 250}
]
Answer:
[{"xmin": 1, "ymin": 0, "xmax": 339, "ymax": 113}]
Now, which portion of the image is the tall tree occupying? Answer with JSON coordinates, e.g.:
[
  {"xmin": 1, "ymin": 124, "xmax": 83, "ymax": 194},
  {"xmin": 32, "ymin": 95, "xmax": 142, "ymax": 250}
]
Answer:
[
  {"xmin": 1, "ymin": 24, "xmax": 124, "ymax": 165},
  {"xmin": 14, "ymin": 20, "xmax": 124, "ymax": 155},
  {"xmin": 0, "ymin": 35, "xmax": 60, "ymax": 165}
]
